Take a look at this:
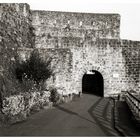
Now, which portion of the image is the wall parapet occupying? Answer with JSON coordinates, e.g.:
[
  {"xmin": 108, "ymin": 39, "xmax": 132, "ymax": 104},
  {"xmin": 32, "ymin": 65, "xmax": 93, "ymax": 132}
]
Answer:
[{"xmin": 32, "ymin": 10, "xmax": 120, "ymax": 39}]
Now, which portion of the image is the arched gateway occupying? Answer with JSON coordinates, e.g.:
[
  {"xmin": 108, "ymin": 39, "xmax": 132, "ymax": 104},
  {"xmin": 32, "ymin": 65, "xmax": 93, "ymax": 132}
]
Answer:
[{"xmin": 82, "ymin": 70, "xmax": 104, "ymax": 97}]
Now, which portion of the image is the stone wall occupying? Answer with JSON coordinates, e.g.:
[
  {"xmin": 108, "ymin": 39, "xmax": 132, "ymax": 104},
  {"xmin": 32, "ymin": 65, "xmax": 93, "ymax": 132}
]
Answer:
[
  {"xmin": 31, "ymin": 10, "xmax": 120, "ymax": 48},
  {"xmin": 0, "ymin": 89, "xmax": 78, "ymax": 124},
  {"xmin": 18, "ymin": 48, "xmax": 73, "ymax": 95},
  {"xmin": 70, "ymin": 39, "xmax": 125, "ymax": 96},
  {"xmin": 0, "ymin": 3, "xmax": 34, "ymax": 72},
  {"xmin": 2, "ymin": 38, "xmax": 140, "ymax": 124},
  {"xmin": 39, "ymin": 48, "xmax": 73, "ymax": 95},
  {"xmin": 1, "ymin": 90, "xmax": 51, "ymax": 124},
  {"xmin": 0, "ymin": 3, "xmax": 140, "ymax": 99},
  {"xmin": 70, "ymin": 39, "xmax": 140, "ymax": 96},
  {"xmin": 18, "ymin": 39, "xmax": 140, "ymax": 97},
  {"xmin": 121, "ymin": 40, "xmax": 140, "ymax": 92}
]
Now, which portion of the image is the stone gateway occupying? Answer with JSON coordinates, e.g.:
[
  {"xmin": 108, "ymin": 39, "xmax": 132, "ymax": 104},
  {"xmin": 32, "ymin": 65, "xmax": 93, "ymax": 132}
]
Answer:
[{"xmin": 0, "ymin": 3, "xmax": 140, "ymax": 97}]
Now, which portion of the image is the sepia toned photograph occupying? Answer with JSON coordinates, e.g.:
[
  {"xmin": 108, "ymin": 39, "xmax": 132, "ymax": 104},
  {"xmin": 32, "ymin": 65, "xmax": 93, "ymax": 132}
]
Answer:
[{"xmin": 0, "ymin": 0, "xmax": 140, "ymax": 137}]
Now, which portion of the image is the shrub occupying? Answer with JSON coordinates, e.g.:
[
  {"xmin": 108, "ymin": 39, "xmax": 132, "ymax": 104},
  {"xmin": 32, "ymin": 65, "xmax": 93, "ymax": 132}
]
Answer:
[
  {"xmin": 15, "ymin": 49, "xmax": 52, "ymax": 91},
  {"xmin": 49, "ymin": 88, "xmax": 60, "ymax": 104},
  {"xmin": 18, "ymin": 78, "xmax": 37, "ymax": 93}
]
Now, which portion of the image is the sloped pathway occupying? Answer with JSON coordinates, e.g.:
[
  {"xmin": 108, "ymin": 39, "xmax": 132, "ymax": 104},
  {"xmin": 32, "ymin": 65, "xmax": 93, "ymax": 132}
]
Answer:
[{"xmin": 0, "ymin": 94, "xmax": 120, "ymax": 136}]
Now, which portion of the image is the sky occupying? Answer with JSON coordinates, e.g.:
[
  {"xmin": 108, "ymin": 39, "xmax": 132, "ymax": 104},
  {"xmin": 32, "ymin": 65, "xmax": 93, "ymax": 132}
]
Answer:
[{"xmin": 1, "ymin": 0, "xmax": 140, "ymax": 41}]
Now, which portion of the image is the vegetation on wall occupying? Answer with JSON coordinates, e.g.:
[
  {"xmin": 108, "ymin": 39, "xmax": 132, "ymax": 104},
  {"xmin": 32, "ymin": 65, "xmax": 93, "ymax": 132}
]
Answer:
[
  {"xmin": 15, "ymin": 49, "xmax": 53, "ymax": 92},
  {"xmin": 0, "ymin": 3, "xmax": 35, "ymax": 100},
  {"xmin": 49, "ymin": 88, "xmax": 60, "ymax": 104}
]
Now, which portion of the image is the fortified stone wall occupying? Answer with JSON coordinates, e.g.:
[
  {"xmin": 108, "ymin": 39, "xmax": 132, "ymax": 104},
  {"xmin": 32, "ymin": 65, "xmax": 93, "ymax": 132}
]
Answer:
[
  {"xmin": 121, "ymin": 40, "xmax": 140, "ymax": 92},
  {"xmin": 31, "ymin": 10, "xmax": 120, "ymax": 48},
  {"xmin": 0, "ymin": 3, "xmax": 140, "ymax": 98},
  {"xmin": 57, "ymin": 39, "xmax": 140, "ymax": 96},
  {"xmin": 18, "ymin": 48, "xmax": 73, "ymax": 95},
  {"xmin": 3, "ymin": 3, "xmax": 140, "ymax": 125},
  {"xmin": 38, "ymin": 48, "xmax": 73, "ymax": 95},
  {"xmin": 18, "ymin": 39, "xmax": 125, "ymax": 96},
  {"xmin": 0, "ymin": 3, "xmax": 34, "ymax": 70},
  {"xmin": 70, "ymin": 39, "xmax": 126, "ymax": 96}
]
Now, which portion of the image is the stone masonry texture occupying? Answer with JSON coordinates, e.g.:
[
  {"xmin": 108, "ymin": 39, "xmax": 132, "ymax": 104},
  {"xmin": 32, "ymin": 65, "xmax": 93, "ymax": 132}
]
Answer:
[
  {"xmin": 0, "ymin": 3, "xmax": 140, "ymax": 98},
  {"xmin": 0, "ymin": 4, "xmax": 34, "ymax": 70}
]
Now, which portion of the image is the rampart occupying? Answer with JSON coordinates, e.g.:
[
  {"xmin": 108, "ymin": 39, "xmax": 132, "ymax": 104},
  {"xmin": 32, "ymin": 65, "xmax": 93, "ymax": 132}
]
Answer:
[{"xmin": 0, "ymin": 3, "xmax": 140, "ymax": 97}]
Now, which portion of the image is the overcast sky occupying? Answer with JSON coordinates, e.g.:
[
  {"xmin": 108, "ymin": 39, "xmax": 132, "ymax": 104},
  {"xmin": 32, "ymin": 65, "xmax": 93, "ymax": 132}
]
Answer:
[{"xmin": 2, "ymin": 0, "xmax": 140, "ymax": 41}]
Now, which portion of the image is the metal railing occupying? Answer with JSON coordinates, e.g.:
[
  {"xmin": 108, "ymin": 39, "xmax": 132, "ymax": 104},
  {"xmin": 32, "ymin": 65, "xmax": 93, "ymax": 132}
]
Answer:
[
  {"xmin": 109, "ymin": 96, "xmax": 125, "ymax": 136},
  {"xmin": 108, "ymin": 93, "xmax": 120, "ymax": 100},
  {"xmin": 125, "ymin": 91, "xmax": 140, "ymax": 119}
]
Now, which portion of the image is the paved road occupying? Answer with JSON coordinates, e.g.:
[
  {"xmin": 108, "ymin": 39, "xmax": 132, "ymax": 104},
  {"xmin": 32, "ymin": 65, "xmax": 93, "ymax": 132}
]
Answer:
[{"xmin": 0, "ymin": 94, "xmax": 120, "ymax": 136}]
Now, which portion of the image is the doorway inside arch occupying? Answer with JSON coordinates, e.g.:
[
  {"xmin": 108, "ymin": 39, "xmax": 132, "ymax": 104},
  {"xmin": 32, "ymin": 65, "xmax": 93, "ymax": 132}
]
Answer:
[{"xmin": 82, "ymin": 70, "xmax": 104, "ymax": 97}]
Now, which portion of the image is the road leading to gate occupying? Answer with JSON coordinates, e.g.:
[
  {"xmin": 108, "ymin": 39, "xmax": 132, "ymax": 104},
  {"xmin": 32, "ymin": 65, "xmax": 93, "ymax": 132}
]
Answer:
[{"xmin": 0, "ymin": 94, "xmax": 120, "ymax": 136}]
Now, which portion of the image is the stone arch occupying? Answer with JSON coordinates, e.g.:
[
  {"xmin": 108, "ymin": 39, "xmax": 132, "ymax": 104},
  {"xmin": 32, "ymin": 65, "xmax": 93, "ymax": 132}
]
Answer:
[
  {"xmin": 77, "ymin": 65, "xmax": 108, "ymax": 97},
  {"xmin": 82, "ymin": 70, "xmax": 104, "ymax": 96}
]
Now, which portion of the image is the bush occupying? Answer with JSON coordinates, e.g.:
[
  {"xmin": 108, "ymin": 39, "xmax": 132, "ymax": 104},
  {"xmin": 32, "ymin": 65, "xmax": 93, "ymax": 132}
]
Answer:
[
  {"xmin": 49, "ymin": 88, "xmax": 60, "ymax": 104},
  {"xmin": 15, "ymin": 49, "xmax": 52, "ymax": 91},
  {"xmin": 0, "ymin": 49, "xmax": 52, "ymax": 102},
  {"xmin": 18, "ymin": 78, "xmax": 37, "ymax": 93}
]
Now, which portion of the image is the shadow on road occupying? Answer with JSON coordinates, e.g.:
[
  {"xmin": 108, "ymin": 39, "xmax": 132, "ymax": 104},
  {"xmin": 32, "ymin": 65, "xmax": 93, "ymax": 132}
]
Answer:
[
  {"xmin": 116, "ymin": 101, "xmax": 140, "ymax": 136},
  {"xmin": 55, "ymin": 105, "xmax": 96, "ymax": 125},
  {"xmin": 56, "ymin": 95, "xmax": 119, "ymax": 136},
  {"xmin": 88, "ymin": 97, "xmax": 119, "ymax": 136}
]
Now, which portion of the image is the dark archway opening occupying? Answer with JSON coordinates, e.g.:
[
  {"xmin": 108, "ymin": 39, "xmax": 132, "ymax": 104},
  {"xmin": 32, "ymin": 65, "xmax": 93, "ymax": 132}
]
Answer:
[{"xmin": 82, "ymin": 70, "xmax": 104, "ymax": 97}]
